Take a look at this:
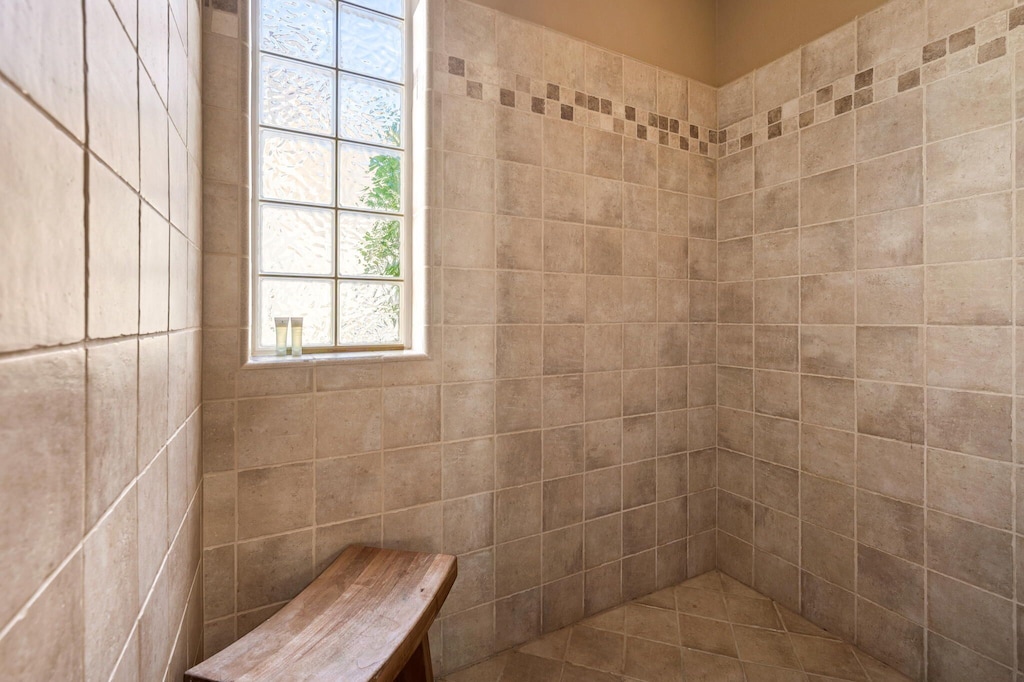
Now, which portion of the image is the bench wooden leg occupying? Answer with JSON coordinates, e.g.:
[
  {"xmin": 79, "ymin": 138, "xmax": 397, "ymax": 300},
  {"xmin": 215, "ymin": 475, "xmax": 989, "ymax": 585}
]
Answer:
[{"xmin": 396, "ymin": 635, "xmax": 433, "ymax": 682}]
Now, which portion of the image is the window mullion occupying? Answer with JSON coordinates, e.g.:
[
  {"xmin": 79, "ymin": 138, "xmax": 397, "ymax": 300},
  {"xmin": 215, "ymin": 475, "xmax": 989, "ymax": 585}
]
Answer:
[{"xmin": 253, "ymin": 0, "xmax": 410, "ymax": 354}]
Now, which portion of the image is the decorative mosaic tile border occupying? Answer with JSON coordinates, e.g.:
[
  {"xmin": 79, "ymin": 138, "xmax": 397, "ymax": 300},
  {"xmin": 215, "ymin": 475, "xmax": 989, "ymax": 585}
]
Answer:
[
  {"xmin": 436, "ymin": 53, "xmax": 721, "ymax": 158},
  {"xmin": 719, "ymin": 5, "xmax": 1024, "ymax": 159}
]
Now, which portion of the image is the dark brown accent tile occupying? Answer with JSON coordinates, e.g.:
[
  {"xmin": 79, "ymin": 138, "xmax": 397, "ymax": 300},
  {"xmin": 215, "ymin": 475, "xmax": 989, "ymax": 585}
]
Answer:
[
  {"xmin": 855, "ymin": 69, "xmax": 874, "ymax": 89},
  {"xmin": 561, "ymin": 104, "xmax": 574, "ymax": 122},
  {"xmin": 816, "ymin": 85, "xmax": 833, "ymax": 105},
  {"xmin": 575, "ymin": 91, "xmax": 587, "ymax": 107},
  {"xmin": 767, "ymin": 123, "xmax": 782, "ymax": 139},
  {"xmin": 923, "ymin": 39, "xmax": 947, "ymax": 63},
  {"xmin": 690, "ymin": 124, "xmax": 699, "ymax": 139},
  {"xmin": 546, "ymin": 83, "xmax": 559, "ymax": 100},
  {"xmin": 699, "ymin": 141, "xmax": 708, "ymax": 155},
  {"xmin": 601, "ymin": 99, "xmax": 612, "ymax": 115},
  {"xmin": 741, "ymin": 134, "xmax": 753, "ymax": 150},
  {"xmin": 709, "ymin": 130, "xmax": 719, "ymax": 144},
  {"xmin": 587, "ymin": 96, "xmax": 600, "ymax": 112},
  {"xmin": 625, "ymin": 106, "xmax": 636, "ymax": 121},
  {"xmin": 898, "ymin": 69, "xmax": 920, "ymax": 92},
  {"xmin": 718, "ymin": 129, "xmax": 727, "ymax": 142},
  {"xmin": 532, "ymin": 97, "xmax": 546, "ymax": 115},
  {"xmin": 949, "ymin": 27, "xmax": 976, "ymax": 52},
  {"xmin": 979, "ymin": 37, "xmax": 1006, "ymax": 64},
  {"xmin": 637, "ymin": 125, "xmax": 647, "ymax": 140},
  {"xmin": 768, "ymin": 107, "xmax": 782, "ymax": 125},
  {"xmin": 659, "ymin": 130, "xmax": 669, "ymax": 145},
  {"xmin": 500, "ymin": 88, "xmax": 516, "ymax": 107},
  {"xmin": 799, "ymin": 110, "xmax": 815, "ymax": 128},
  {"xmin": 648, "ymin": 112, "xmax": 659, "ymax": 127},
  {"xmin": 854, "ymin": 88, "xmax": 873, "ymax": 108},
  {"xmin": 679, "ymin": 137, "xmax": 689, "ymax": 151},
  {"xmin": 670, "ymin": 119, "xmax": 680, "ymax": 134},
  {"xmin": 448, "ymin": 56, "xmax": 465, "ymax": 76},
  {"xmin": 834, "ymin": 95, "xmax": 853, "ymax": 115},
  {"xmin": 658, "ymin": 115, "xmax": 668, "ymax": 131},
  {"xmin": 1011, "ymin": 6, "xmax": 1024, "ymax": 31}
]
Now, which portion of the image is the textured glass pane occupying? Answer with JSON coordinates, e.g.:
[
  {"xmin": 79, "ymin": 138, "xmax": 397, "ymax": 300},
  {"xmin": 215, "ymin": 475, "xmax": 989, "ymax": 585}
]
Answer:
[
  {"xmin": 258, "ymin": 278, "xmax": 333, "ymax": 347},
  {"xmin": 337, "ymin": 282, "xmax": 401, "ymax": 345},
  {"xmin": 346, "ymin": 0, "xmax": 404, "ymax": 18},
  {"xmin": 260, "ymin": 55, "xmax": 334, "ymax": 135},
  {"xmin": 338, "ymin": 74, "xmax": 402, "ymax": 147},
  {"xmin": 338, "ymin": 212, "xmax": 401, "ymax": 277},
  {"xmin": 260, "ymin": 0, "xmax": 335, "ymax": 66},
  {"xmin": 338, "ymin": 143, "xmax": 402, "ymax": 211},
  {"xmin": 339, "ymin": 5, "xmax": 404, "ymax": 83},
  {"xmin": 260, "ymin": 130, "xmax": 334, "ymax": 204},
  {"xmin": 260, "ymin": 204, "xmax": 334, "ymax": 275}
]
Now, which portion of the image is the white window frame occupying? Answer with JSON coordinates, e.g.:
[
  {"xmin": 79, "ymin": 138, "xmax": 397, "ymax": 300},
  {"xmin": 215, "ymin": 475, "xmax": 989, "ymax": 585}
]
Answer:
[{"xmin": 248, "ymin": 0, "xmax": 427, "ymax": 360}]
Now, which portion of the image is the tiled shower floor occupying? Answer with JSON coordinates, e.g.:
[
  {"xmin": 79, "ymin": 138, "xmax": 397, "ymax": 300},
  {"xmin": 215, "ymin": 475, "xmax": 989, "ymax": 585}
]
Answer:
[{"xmin": 440, "ymin": 571, "xmax": 911, "ymax": 682}]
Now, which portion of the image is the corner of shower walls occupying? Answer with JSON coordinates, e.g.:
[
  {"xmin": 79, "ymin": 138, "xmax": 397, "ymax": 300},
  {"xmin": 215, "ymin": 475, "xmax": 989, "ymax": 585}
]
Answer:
[
  {"xmin": 712, "ymin": 0, "xmax": 1024, "ymax": 679},
  {"xmin": 201, "ymin": 0, "xmax": 725, "ymax": 675}
]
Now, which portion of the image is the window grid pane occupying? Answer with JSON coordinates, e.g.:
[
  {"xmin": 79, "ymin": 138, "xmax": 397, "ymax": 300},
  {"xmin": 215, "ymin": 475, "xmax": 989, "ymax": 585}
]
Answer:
[{"xmin": 255, "ymin": 0, "xmax": 407, "ymax": 352}]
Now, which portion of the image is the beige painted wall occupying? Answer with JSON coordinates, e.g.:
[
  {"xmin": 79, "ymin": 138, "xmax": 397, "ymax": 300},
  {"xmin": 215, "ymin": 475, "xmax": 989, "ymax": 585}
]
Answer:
[
  {"xmin": 472, "ymin": 0, "xmax": 892, "ymax": 86},
  {"xmin": 716, "ymin": 0, "xmax": 889, "ymax": 84},
  {"xmin": 469, "ymin": 0, "xmax": 718, "ymax": 84}
]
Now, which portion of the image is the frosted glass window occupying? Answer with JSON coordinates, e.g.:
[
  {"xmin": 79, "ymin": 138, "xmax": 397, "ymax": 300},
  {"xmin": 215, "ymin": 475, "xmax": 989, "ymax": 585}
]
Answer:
[
  {"xmin": 260, "ymin": 0, "xmax": 336, "ymax": 66},
  {"xmin": 260, "ymin": 205, "xmax": 334, "ymax": 275},
  {"xmin": 260, "ymin": 55, "xmax": 335, "ymax": 135},
  {"xmin": 337, "ymin": 281, "xmax": 401, "ymax": 346},
  {"xmin": 255, "ymin": 0, "xmax": 409, "ymax": 353},
  {"xmin": 338, "ymin": 5, "xmax": 404, "ymax": 83}
]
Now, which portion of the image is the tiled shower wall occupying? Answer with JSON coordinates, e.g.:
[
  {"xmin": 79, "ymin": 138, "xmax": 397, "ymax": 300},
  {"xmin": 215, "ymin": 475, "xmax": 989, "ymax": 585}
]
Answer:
[
  {"xmin": 0, "ymin": 0, "xmax": 203, "ymax": 680},
  {"xmin": 714, "ymin": 0, "xmax": 1024, "ymax": 679},
  {"xmin": 200, "ymin": 0, "xmax": 718, "ymax": 674}
]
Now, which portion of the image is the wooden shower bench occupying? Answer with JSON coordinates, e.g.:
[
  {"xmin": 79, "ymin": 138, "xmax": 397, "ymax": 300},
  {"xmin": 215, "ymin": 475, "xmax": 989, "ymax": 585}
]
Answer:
[{"xmin": 184, "ymin": 545, "xmax": 457, "ymax": 681}]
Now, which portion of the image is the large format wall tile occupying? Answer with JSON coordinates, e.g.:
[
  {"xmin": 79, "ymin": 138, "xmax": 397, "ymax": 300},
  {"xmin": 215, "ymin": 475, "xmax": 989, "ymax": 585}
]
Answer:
[
  {"xmin": 199, "ymin": 0, "xmax": 718, "ymax": 674},
  {"xmin": 716, "ymin": 2, "xmax": 1024, "ymax": 679},
  {"xmin": 0, "ymin": 0, "xmax": 203, "ymax": 678}
]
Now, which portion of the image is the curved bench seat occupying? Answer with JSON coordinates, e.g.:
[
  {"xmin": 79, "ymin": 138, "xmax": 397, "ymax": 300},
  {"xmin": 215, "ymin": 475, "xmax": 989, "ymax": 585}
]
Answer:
[{"xmin": 185, "ymin": 545, "xmax": 457, "ymax": 682}]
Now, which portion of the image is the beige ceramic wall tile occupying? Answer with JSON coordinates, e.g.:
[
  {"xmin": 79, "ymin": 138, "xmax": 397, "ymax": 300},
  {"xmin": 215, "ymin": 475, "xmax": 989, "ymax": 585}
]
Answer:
[
  {"xmin": 857, "ymin": 0, "xmax": 926, "ymax": 69},
  {"xmin": 0, "ymin": 2, "xmax": 85, "ymax": 139},
  {"xmin": 0, "ymin": 81, "xmax": 86, "ymax": 353},
  {"xmin": 801, "ymin": 24, "xmax": 856, "ymax": 94}
]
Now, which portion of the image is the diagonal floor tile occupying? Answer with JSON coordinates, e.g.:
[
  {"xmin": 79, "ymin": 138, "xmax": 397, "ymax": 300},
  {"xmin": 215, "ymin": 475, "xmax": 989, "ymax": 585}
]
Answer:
[
  {"xmin": 674, "ymin": 586, "xmax": 729, "ymax": 620},
  {"xmin": 725, "ymin": 594, "xmax": 784, "ymax": 629},
  {"xmin": 583, "ymin": 605, "xmax": 626, "ymax": 633},
  {"xmin": 498, "ymin": 653, "xmax": 563, "ymax": 682},
  {"xmin": 678, "ymin": 613, "xmax": 738, "ymax": 657},
  {"xmin": 559, "ymin": 662, "xmax": 623, "ymax": 682},
  {"xmin": 743, "ymin": 662, "xmax": 810, "ymax": 681},
  {"xmin": 636, "ymin": 586, "xmax": 677, "ymax": 611},
  {"xmin": 733, "ymin": 625, "xmax": 802, "ymax": 669},
  {"xmin": 443, "ymin": 653, "xmax": 511, "ymax": 682},
  {"xmin": 789, "ymin": 635, "xmax": 868, "ymax": 681},
  {"xmin": 439, "ymin": 570, "xmax": 914, "ymax": 682},
  {"xmin": 517, "ymin": 628, "xmax": 572, "ymax": 662},
  {"xmin": 565, "ymin": 626, "xmax": 625, "ymax": 674},
  {"xmin": 623, "ymin": 637, "xmax": 683, "ymax": 682},
  {"xmin": 776, "ymin": 605, "xmax": 841, "ymax": 640},
  {"xmin": 680, "ymin": 648, "xmax": 745, "ymax": 681},
  {"xmin": 625, "ymin": 604, "xmax": 680, "ymax": 644}
]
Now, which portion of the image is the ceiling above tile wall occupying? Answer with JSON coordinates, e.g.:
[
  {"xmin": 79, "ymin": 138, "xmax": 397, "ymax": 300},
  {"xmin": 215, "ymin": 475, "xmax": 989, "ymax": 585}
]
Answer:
[{"xmin": 468, "ymin": 0, "xmax": 891, "ymax": 86}]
